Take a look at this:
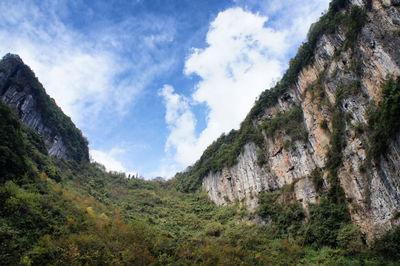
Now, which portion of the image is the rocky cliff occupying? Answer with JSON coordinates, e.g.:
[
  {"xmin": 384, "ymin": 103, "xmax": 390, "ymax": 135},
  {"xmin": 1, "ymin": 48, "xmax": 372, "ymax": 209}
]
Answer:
[
  {"xmin": 175, "ymin": 0, "xmax": 400, "ymax": 242},
  {"xmin": 0, "ymin": 54, "xmax": 89, "ymax": 163}
]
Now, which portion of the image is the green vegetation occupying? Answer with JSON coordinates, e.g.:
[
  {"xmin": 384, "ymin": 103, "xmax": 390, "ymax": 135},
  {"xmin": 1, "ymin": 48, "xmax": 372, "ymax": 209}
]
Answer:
[
  {"xmin": 367, "ymin": 76, "xmax": 400, "ymax": 162},
  {"xmin": 249, "ymin": 0, "xmax": 350, "ymax": 119},
  {"xmin": 2, "ymin": 56, "xmax": 88, "ymax": 163},
  {"xmin": 310, "ymin": 168, "xmax": 324, "ymax": 193},
  {"xmin": 334, "ymin": 80, "xmax": 362, "ymax": 107},
  {"xmin": 1, "ymin": 97, "xmax": 399, "ymax": 264},
  {"xmin": 263, "ymin": 106, "xmax": 308, "ymax": 143},
  {"xmin": 171, "ymin": 119, "xmax": 264, "ymax": 192},
  {"xmin": 172, "ymin": 1, "xmax": 369, "ymax": 193},
  {"xmin": 0, "ymin": 102, "xmax": 31, "ymax": 183},
  {"xmin": 258, "ymin": 186, "xmax": 305, "ymax": 237},
  {"xmin": 343, "ymin": 6, "xmax": 367, "ymax": 51},
  {"xmin": 3, "ymin": 1, "xmax": 400, "ymax": 264},
  {"xmin": 291, "ymin": 82, "xmax": 354, "ymax": 250},
  {"xmin": 374, "ymin": 226, "xmax": 400, "ymax": 261}
]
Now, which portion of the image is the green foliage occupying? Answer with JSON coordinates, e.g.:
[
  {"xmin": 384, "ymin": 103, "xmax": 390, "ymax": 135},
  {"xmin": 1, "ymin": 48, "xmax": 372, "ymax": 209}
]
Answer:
[
  {"xmin": 1, "ymin": 3, "xmax": 398, "ymax": 264},
  {"xmin": 0, "ymin": 97, "xmax": 396, "ymax": 265},
  {"xmin": 263, "ymin": 106, "xmax": 308, "ymax": 143},
  {"xmin": 374, "ymin": 227, "xmax": 400, "ymax": 260},
  {"xmin": 367, "ymin": 76, "xmax": 400, "ymax": 162},
  {"xmin": 258, "ymin": 188, "xmax": 305, "ymax": 237},
  {"xmin": 336, "ymin": 224, "xmax": 365, "ymax": 255},
  {"xmin": 335, "ymin": 81, "xmax": 362, "ymax": 107},
  {"xmin": 320, "ymin": 119, "xmax": 329, "ymax": 131},
  {"xmin": 0, "ymin": 101, "xmax": 30, "ymax": 183},
  {"xmin": 249, "ymin": 0, "xmax": 350, "ymax": 120},
  {"xmin": 171, "ymin": 120, "xmax": 264, "ymax": 192},
  {"xmin": 310, "ymin": 168, "xmax": 324, "ymax": 193},
  {"xmin": 301, "ymin": 82, "xmax": 353, "ymax": 249},
  {"xmin": 256, "ymin": 148, "xmax": 267, "ymax": 167},
  {"xmin": 303, "ymin": 197, "xmax": 351, "ymax": 248},
  {"xmin": 349, "ymin": 57, "xmax": 363, "ymax": 76},
  {"xmin": 2, "ymin": 57, "xmax": 89, "ymax": 163},
  {"xmin": 172, "ymin": 1, "xmax": 368, "ymax": 192},
  {"xmin": 343, "ymin": 6, "xmax": 367, "ymax": 50}
]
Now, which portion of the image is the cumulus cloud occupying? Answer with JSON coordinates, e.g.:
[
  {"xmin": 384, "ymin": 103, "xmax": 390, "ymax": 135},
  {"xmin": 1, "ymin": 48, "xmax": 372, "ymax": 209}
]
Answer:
[
  {"xmin": 159, "ymin": 8, "xmax": 286, "ymax": 175},
  {"xmin": 90, "ymin": 148, "xmax": 126, "ymax": 173},
  {"xmin": 160, "ymin": 2, "xmax": 330, "ymax": 176},
  {"xmin": 159, "ymin": 85, "xmax": 197, "ymax": 160}
]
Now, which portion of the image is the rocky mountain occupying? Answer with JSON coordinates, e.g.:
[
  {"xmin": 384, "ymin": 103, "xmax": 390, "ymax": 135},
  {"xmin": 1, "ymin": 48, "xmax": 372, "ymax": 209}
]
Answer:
[
  {"xmin": 175, "ymin": 0, "xmax": 400, "ymax": 243},
  {"xmin": 1, "ymin": 0, "xmax": 400, "ymax": 263},
  {"xmin": 0, "ymin": 54, "xmax": 88, "ymax": 163}
]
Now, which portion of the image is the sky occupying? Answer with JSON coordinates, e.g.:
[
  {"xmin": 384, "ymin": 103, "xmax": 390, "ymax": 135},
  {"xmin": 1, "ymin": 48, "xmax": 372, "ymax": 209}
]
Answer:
[{"xmin": 0, "ymin": 0, "xmax": 331, "ymax": 179}]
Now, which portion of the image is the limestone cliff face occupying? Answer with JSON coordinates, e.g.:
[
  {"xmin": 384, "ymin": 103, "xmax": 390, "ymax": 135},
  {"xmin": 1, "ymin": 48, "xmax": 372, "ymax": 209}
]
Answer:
[
  {"xmin": 202, "ymin": 0, "xmax": 400, "ymax": 241},
  {"xmin": 0, "ymin": 54, "xmax": 89, "ymax": 162}
]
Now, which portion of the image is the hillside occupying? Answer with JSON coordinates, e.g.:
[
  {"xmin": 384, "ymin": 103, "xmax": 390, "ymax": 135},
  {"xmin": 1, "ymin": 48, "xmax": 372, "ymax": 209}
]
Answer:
[
  {"xmin": 1, "ymin": 0, "xmax": 400, "ymax": 265},
  {"xmin": 0, "ymin": 54, "xmax": 88, "ymax": 163},
  {"xmin": 173, "ymin": 0, "xmax": 400, "ymax": 244}
]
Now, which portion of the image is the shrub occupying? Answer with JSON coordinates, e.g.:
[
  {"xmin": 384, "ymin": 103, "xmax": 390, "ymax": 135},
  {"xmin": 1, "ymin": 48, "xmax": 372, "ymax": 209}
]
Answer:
[
  {"xmin": 258, "ymin": 189, "xmax": 305, "ymax": 236},
  {"xmin": 263, "ymin": 106, "xmax": 308, "ymax": 142},
  {"xmin": 374, "ymin": 227, "xmax": 400, "ymax": 261},
  {"xmin": 367, "ymin": 77, "xmax": 400, "ymax": 162},
  {"xmin": 310, "ymin": 168, "xmax": 324, "ymax": 193},
  {"xmin": 336, "ymin": 224, "xmax": 365, "ymax": 255}
]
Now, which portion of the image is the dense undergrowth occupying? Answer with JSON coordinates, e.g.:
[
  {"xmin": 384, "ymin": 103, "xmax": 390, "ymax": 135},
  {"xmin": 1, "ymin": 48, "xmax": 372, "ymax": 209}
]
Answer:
[
  {"xmin": 2, "ymin": 0, "xmax": 400, "ymax": 264},
  {"xmin": 367, "ymin": 76, "xmax": 400, "ymax": 162},
  {"xmin": 1, "ymin": 99, "xmax": 399, "ymax": 265}
]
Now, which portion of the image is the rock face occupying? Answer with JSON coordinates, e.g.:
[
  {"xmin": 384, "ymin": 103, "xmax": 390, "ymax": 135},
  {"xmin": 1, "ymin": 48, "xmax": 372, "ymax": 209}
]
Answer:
[
  {"xmin": 0, "ymin": 54, "xmax": 89, "ymax": 162},
  {"xmin": 202, "ymin": 0, "xmax": 400, "ymax": 242}
]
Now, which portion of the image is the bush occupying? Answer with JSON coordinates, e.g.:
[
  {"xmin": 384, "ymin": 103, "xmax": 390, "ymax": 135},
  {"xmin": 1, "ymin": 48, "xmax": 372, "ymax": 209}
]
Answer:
[
  {"xmin": 0, "ymin": 101, "xmax": 30, "ymax": 183},
  {"xmin": 258, "ymin": 189, "xmax": 305, "ymax": 236},
  {"xmin": 310, "ymin": 168, "xmax": 324, "ymax": 193},
  {"xmin": 367, "ymin": 77, "xmax": 400, "ymax": 162},
  {"xmin": 374, "ymin": 227, "xmax": 400, "ymax": 261},
  {"xmin": 303, "ymin": 197, "xmax": 350, "ymax": 248},
  {"xmin": 336, "ymin": 224, "xmax": 365, "ymax": 255},
  {"xmin": 263, "ymin": 106, "xmax": 308, "ymax": 143},
  {"xmin": 205, "ymin": 222, "xmax": 224, "ymax": 237}
]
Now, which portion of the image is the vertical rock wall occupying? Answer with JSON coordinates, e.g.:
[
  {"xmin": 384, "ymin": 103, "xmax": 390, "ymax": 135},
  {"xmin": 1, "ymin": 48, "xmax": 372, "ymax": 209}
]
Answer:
[{"xmin": 202, "ymin": 0, "xmax": 400, "ymax": 241}]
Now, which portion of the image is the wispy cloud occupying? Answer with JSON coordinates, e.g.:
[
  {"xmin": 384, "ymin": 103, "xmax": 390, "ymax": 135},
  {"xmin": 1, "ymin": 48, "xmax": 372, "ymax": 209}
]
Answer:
[
  {"xmin": 159, "ymin": 1, "xmax": 330, "ymax": 177},
  {"xmin": 0, "ymin": 0, "xmax": 176, "ymax": 173},
  {"xmin": 0, "ymin": 1, "xmax": 175, "ymax": 126}
]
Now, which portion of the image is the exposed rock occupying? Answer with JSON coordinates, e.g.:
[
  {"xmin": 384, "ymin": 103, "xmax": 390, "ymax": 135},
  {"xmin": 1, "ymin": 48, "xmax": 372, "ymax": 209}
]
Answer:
[
  {"xmin": 0, "ymin": 54, "xmax": 88, "ymax": 162},
  {"xmin": 202, "ymin": 1, "xmax": 400, "ymax": 242}
]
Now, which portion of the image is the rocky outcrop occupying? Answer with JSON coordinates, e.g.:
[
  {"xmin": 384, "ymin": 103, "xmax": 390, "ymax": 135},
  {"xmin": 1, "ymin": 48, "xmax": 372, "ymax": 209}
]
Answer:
[
  {"xmin": 202, "ymin": 0, "xmax": 400, "ymax": 242},
  {"xmin": 0, "ymin": 54, "xmax": 88, "ymax": 162}
]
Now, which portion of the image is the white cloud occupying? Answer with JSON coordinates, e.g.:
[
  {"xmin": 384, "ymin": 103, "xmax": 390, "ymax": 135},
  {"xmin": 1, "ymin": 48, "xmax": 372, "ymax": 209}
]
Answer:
[
  {"xmin": 158, "ymin": 85, "xmax": 197, "ymax": 176},
  {"xmin": 160, "ymin": 2, "xmax": 330, "ymax": 176},
  {"xmin": 91, "ymin": 148, "xmax": 126, "ymax": 173},
  {"xmin": 0, "ymin": 1, "xmax": 175, "ymax": 128},
  {"xmin": 159, "ymin": 8, "xmax": 286, "ymax": 175}
]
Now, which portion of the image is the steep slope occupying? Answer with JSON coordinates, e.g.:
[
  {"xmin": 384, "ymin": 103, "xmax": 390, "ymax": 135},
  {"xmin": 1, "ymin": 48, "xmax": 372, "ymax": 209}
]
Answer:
[
  {"xmin": 2, "ymin": 1, "xmax": 400, "ymax": 263},
  {"xmin": 1, "ymin": 94, "xmax": 398, "ymax": 265},
  {"xmin": 0, "ymin": 54, "xmax": 88, "ymax": 163},
  {"xmin": 173, "ymin": 0, "xmax": 400, "ymax": 242}
]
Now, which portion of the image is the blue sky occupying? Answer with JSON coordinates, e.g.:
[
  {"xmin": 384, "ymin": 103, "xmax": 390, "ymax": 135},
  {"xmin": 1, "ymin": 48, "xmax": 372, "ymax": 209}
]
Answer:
[{"xmin": 0, "ymin": 0, "xmax": 330, "ymax": 178}]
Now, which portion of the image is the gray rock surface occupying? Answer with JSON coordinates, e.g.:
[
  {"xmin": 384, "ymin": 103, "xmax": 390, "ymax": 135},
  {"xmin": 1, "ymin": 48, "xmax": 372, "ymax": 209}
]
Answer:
[
  {"xmin": 0, "ymin": 54, "xmax": 70, "ymax": 160},
  {"xmin": 202, "ymin": 1, "xmax": 400, "ymax": 242}
]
